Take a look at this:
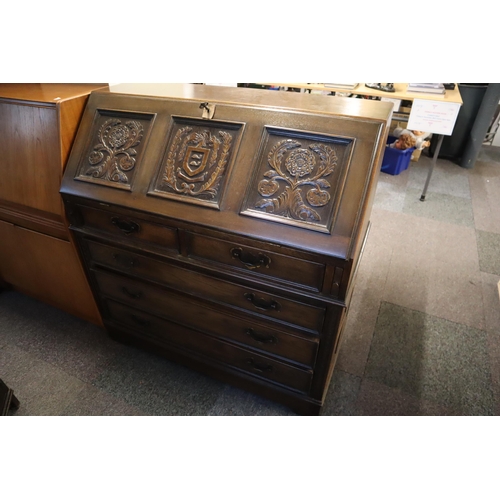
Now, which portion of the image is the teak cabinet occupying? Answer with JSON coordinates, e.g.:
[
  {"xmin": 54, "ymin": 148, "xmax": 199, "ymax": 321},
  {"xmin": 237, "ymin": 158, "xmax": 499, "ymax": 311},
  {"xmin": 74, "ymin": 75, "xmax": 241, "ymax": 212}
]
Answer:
[
  {"xmin": 0, "ymin": 84, "xmax": 106, "ymax": 325},
  {"xmin": 60, "ymin": 84, "xmax": 392, "ymax": 414}
]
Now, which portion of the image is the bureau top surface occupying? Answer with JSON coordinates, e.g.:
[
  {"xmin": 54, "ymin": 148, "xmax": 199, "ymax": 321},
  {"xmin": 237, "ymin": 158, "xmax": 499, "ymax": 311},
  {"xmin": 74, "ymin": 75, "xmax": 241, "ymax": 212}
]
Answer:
[
  {"xmin": 106, "ymin": 83, "xmax": 393, "ymax": 121},
  {"xmin": 0, "ymin": 84, "xmax": 108, "ymax": 104},
  {"xmin": 61, "ymin": 84, "xmax": 392, "ymax": 260}
]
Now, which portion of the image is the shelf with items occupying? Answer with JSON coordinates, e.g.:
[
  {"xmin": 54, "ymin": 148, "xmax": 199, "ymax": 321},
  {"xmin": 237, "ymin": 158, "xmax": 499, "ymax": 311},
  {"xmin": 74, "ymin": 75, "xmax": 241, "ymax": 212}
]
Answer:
[{"xmin": 253, "ymin": 83, "xmax": 463, "ymax": 104}]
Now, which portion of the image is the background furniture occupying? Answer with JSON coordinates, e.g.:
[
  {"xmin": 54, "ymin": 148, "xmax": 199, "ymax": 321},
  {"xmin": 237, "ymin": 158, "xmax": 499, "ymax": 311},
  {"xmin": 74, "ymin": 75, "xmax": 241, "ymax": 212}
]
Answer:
[
  {"xmin": 459, "ymin": 83, "xmax": 500, "ymax": 168},
  {"xmin": 60, "ymin": 84, "xmax": 392, "ymax": 415},
  {"xmin": 255, "ymin": 83, "xmax": 463, "ymax": 200},
  {"xmin": 429, "ymin": 83, "xmax": 487, "ymax": 159},
  {"xmin": 0, "ymin": 84, "xmax": 106, "ymax": 325},
  {"xmin": 256, "ymin": 83, "xmax": 462, "ymax": 103}
]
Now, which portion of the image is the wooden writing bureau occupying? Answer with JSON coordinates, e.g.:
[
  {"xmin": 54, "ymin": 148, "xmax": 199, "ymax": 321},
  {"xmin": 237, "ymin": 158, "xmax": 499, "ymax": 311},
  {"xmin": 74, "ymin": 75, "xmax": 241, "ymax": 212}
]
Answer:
[{"xmin": 60, "ymin": 84, "xmax": 392, "ymax": 415}]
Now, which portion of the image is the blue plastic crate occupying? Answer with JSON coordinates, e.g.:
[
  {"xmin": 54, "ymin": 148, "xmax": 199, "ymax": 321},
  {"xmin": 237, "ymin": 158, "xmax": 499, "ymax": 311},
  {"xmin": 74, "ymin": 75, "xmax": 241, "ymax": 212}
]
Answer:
[{"xmin": 381, "ymin": 136, "xmax": 415, "ymax": 175}]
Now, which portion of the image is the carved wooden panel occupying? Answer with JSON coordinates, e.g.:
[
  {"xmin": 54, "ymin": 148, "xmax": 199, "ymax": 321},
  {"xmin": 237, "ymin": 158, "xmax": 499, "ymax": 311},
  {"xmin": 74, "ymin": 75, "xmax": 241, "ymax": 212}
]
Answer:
[
  {"xmin": 241, "ymin": 127, "xmax": 354, "ymax": 233},
  {"xmin": 75, "ymin": 110, "xmax": 154, "ymax": 190},
  {"xmin": 148, "ymin": 117, "xmax": 243, "ymax": 209}
]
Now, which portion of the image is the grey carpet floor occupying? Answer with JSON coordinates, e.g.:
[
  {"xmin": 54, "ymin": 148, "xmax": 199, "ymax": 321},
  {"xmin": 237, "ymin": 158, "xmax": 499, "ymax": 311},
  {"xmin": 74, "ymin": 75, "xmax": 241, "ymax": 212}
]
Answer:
[{"xmin": 1, "ymin": 146, "xmax": 499, "ymax": 416}]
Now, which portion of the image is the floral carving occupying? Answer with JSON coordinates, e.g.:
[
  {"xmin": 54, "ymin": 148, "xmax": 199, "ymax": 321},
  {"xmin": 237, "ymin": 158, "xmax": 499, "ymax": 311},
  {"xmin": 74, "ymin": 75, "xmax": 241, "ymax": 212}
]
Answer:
[
  {"xmin": 82, "ymin": 118, "xmax": 144, "ymax": 184},
  {"xmin": 254, "ymin": 139, "xmax": 337, "ymax": 222},
  {"xmin": 285, "ymin": 148, "xmax": 315, "ymax": 177},
  {"xmin": 258, "ymin": 179, "xmax": 280, "ymax": 196},
  {"xmin": 161, "ymin": 126, "xmax": 232, "ymax": 199}
]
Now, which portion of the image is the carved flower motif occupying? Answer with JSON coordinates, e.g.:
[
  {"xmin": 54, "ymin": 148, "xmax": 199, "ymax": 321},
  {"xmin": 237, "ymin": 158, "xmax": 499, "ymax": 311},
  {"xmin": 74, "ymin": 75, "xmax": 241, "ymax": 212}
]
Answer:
[
  {"xmin": 118, "ymin": 155, "xmax": 135, "ymax": 171},
  {"xmin": 285, "ymin": 148, "xmax": 315, "ymax": 177},
  {"xmin": 258, "ymin": 179, "xmax": 280, "ymax": 197},
  {"xmin": 307, "ymin": 188, "xmax": 330, "ymax": 207},
  {"xmin": 88, "ymin": 150, "xmax": 103, "ymax": 165},
  {"xmin": 107, "ymin": 124, "xmax": 130, "ymax": 148}
]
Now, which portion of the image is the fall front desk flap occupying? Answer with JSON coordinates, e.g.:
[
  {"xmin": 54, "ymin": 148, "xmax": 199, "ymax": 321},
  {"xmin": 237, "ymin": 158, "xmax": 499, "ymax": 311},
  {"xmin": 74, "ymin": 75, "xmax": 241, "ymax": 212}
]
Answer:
[{"xmin": 60, "ymin": 84, "xmax": 392, "ymax": 261}]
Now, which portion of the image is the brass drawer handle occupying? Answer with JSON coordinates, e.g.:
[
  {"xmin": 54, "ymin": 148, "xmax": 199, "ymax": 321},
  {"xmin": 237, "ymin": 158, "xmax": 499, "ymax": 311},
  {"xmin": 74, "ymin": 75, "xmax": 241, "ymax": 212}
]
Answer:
[
  {"xmin": 244, "ymin": 292, "xmax": 281, "ymax": 312},
  {"xmin": 231, "ymin": 247, "xmax": 271, "ymax": 270},
  {"xmin": 110, "ymin": 216, "xmax": 140, "ymax": 235},
  {"xmin": 112, "ymin": 253, "xmax": 137, "ymax": 268},
  {"xmin": 121, "ymin": 286, "xmax": 142, "ymax": 299},
  {"xmin": 130, "ymin": 314, "xmax": 150, "ymax": 327},
  {"xmin": 245, "ymin": 328, "xmax": 277, "ymax": 345},
  {"xmin": 246, "ymin": 358, "xmax": 273, "ymax": 373}
]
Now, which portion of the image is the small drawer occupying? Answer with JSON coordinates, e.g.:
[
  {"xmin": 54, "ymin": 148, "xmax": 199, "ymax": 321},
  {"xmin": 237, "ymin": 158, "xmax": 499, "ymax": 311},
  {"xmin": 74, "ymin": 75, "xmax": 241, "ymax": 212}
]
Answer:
[
  {"xmin": 105, "ymin": 299, "xmax": 314, "ymax": 394},
  {"xmin": 93, "ymin": 270, "xmax": 319, "ymax": 368},
  {"xmin": 187, "ymin": 233, "xmax": 325, "ymax": 291},
  {"xmin": 85, "ymin": 239, "xmax": 325, "ymax": 333},
  {"xmin": 76, "ymin": 204, "xmax": 179, "ymax": 251},
  {"xmin": 86, "ymin": 239, "xmax": 152, "ymax": 275}
]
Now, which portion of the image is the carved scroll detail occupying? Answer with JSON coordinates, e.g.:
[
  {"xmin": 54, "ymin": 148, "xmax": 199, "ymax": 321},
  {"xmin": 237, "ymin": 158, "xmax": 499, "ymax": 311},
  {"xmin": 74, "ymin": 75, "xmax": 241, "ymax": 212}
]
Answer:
[
  {"xmin": 254, "ymin": 139, "xmax": 337, "ymax": 222},
  {"xmin": 82, "ymin": 118, "xmax": 144, "ymax": 184}
]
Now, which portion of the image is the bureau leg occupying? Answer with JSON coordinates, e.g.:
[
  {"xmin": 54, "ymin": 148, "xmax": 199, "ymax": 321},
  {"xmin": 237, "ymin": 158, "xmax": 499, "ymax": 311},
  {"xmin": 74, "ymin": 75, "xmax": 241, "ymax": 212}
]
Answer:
[{"xmin": 0, "ymin": 379, "xmax": 20, "ymax": 416}]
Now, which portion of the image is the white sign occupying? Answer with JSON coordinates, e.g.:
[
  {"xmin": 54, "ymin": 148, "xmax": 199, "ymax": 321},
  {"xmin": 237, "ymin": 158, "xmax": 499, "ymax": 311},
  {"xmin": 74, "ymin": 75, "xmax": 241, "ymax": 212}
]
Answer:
[{"xmin": 408, "ymin": 99, "xmax": 461, "ymax": 135}]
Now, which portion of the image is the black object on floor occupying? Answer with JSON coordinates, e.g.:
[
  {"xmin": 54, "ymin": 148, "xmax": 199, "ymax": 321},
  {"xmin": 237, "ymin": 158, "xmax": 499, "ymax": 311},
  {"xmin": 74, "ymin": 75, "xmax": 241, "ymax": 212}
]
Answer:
[{"xmin": 0, "ymin": 378, "xmax": 20, "ymax": 416}]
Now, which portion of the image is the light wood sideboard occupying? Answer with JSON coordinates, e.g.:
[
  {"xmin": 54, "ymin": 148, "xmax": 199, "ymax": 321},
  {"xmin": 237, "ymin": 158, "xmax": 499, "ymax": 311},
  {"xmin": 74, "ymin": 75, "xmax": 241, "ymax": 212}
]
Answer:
[{"xmin": 0, "ymin": 84, "xmax": 107, "ymax": 325}]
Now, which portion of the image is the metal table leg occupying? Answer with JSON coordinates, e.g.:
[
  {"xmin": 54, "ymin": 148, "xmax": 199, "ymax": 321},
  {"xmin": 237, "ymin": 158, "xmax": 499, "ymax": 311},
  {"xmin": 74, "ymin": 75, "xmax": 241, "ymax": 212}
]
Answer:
[
  {"xmin": 0, "ymin": 379, "xmax": 20, "ymax": 416},
  {"xmin": 420, "ymin": 134, "xmax": 444, "ymax": 201}
]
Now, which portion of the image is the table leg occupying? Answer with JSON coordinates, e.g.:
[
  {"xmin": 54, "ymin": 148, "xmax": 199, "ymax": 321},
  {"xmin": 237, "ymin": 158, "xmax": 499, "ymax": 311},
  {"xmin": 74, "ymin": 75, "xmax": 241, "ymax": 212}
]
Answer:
[
  {"xmin": 0, "ymin": 379, "xmax": 20, "ymax": 416},
  {"xmin": 420, "ymin": 134, "xmax": 444, "ymax": 201}
]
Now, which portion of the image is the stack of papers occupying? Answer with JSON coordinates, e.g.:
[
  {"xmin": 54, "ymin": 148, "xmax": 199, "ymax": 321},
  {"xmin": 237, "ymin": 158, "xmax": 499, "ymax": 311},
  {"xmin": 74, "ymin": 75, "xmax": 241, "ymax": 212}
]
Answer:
[
  {"xmin": 407, "ymin": 83, "xmax": 445, "ymax": 94},
  {"xmin": 324, "ymin": 83, "xmax": 359, "ymax": 90}
]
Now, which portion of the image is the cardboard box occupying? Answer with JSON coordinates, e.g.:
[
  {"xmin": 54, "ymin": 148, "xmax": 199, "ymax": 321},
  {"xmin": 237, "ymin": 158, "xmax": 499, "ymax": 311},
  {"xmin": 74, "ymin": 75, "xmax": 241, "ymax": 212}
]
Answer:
[{"xmin": 411, "ymin": 148, "xmax": 422, "ymax": 162}]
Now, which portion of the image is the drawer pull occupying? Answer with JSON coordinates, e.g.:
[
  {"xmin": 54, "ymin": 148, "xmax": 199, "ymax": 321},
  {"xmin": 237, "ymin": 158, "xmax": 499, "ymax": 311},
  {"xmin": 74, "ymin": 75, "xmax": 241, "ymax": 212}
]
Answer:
[
  {"xmin": 111, "ymin": 216, "xmax": 140, "ymax": 235},
  {"xmin": 244, "ymin": 292, "xmax": 281, "ymax": 312},
  {"xmin": 112, "ymin": 253, "xmax": 137, "ymax": 268},
  {"xmin": 121, "ymin": 286, "xmax": 142, "ymax": 299},
  {"xmin": 245, "ymin": 328, "xmax": 277, "ymax": 345},
  {"xmin": 246, "ymin": 358, "xmax": 273, "ymax": 373},
  {"xmin": 130, "ymin": 314, "xmax": 150, "ymax": 327},
  {"xmin": 231, "ymin": 247, "xmax": 271, "ymax": 270}
]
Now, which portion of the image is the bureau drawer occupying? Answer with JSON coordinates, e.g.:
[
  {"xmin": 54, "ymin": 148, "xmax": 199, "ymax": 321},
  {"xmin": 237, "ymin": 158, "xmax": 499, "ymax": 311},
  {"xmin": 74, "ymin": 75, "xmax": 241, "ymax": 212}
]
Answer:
[
  {"xmin": 105, "ymin": 299, "xmax": 314, "ymax": 394},
  {"xmin": 186, "ymin": 233, "xmax": 325, "ymax": 291},
  {"xmin": 94, "ymin": 270, "xmax": 319, "ymax": 367},
  {"xmin": 76, "ymin": 204, "xmax": 179, "ymax": 251},
  {"xmin": 85, "ymin": 239, "xmax": 326, "ymax": 332}
]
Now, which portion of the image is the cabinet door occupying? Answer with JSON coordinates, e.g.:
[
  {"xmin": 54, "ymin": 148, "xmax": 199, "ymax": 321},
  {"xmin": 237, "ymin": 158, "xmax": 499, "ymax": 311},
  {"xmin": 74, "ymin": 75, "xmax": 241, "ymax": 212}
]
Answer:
[
  {"xmin": 0, "ymin": 220, "xmax": 102, "ymax": 325},
  {"xmin": 0, "ymin": 101, "xmax": 65, "ymax": 216}
]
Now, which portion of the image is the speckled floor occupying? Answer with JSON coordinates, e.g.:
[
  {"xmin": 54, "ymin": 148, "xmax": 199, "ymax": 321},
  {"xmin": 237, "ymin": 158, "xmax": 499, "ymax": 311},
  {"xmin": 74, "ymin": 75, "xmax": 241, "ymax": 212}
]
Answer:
[{"xmin": 1, "ymin": 146, "xmax": 499, "ymax": 416}]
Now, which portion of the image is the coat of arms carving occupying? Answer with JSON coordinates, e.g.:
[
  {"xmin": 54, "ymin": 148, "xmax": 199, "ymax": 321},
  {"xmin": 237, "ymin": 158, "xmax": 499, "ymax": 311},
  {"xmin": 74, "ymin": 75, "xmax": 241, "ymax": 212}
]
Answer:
[{"xmin": 150, "ymin": 119, "xmax": 242, "ymax": 208}]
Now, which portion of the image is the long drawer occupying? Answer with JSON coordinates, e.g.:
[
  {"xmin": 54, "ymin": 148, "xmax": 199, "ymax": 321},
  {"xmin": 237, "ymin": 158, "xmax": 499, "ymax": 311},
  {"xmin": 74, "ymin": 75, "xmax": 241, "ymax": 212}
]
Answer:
[
  {"xmin": 93, "ymin": 269, "xmax": 319, "ymax": 368},
  {"xmin": 105, "ymin": 299, "xmax": 314, "ymax": 394},
  {"xmin": 85, "ymin": 238, "xmax": 326, "ymax": 333}
]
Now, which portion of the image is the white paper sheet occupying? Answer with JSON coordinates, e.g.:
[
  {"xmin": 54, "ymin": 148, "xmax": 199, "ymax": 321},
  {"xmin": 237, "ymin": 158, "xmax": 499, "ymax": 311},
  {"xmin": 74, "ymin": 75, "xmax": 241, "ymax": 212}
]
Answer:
[{"xmin": 408, "ymin": 99, "xmax": 461, "ymax": 135}]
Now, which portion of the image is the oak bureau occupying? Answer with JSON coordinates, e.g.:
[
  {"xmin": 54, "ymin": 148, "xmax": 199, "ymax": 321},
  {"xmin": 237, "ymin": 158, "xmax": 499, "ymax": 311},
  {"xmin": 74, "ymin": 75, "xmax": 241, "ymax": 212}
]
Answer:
[{"xmin": 60, "ymin": 84, "xmax": 392, "ymax": 415}]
